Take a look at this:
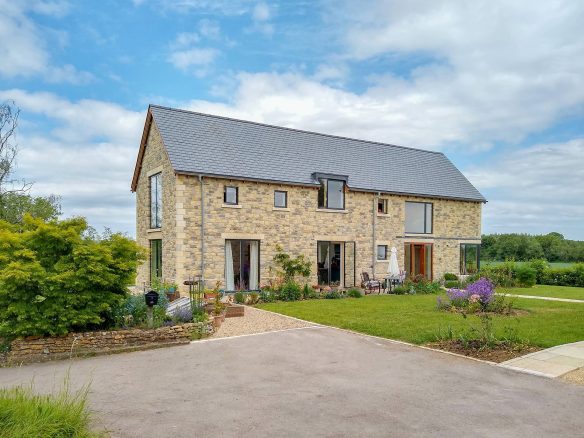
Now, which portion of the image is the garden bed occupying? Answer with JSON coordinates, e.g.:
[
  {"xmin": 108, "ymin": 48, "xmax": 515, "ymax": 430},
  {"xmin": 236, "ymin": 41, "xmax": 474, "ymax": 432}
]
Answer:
[{"xmin": 425, "ymin": 340, "xmax": 541, "ymax": 363}]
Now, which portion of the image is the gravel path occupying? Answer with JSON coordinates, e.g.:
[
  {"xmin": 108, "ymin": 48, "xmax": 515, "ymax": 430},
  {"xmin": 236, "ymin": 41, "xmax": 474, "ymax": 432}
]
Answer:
[
  {"xmin": 212, "ymin": 306, "xmax": 316, "ymax": 338},
  {"xmin": 562, "ymin": 367, "xmax": 584, "ymax": 385}
]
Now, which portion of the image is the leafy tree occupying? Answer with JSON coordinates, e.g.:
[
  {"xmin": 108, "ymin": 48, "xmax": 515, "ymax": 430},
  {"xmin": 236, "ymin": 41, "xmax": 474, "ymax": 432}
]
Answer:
[
  {"xmin": 0, "ymin": 215, "xmax": 145, "ymax": 337},
  {"xmin": 0, "ymin": 192, "xmax": 61, "ymax": 224},
  {"xmin": 273, "ymin": 245, "xmax": 311, "ymax": 282},
  {"xmin": 0, "ymin": 102, "xmax": 28, "ymax": 196}
]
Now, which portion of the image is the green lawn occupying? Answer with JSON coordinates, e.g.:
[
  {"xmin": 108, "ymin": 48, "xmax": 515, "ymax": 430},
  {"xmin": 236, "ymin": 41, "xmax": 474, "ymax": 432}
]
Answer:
[
  {"xmin": 258, "ymin": 294, "xmax": 584, "ymax": 348},
  {"xmin": 499, "ymin": 285, "xmax": 584, "ymax": 300},
  {"xmin": 482, "ymin": 260, "xmax": 576, "ymax": 269}
]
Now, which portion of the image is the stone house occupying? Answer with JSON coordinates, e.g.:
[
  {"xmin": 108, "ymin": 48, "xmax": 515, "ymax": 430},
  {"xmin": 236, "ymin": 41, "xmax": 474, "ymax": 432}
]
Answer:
[{"xmin": 131, "ymin": 105, "xmax": 486, "ymax": 294}]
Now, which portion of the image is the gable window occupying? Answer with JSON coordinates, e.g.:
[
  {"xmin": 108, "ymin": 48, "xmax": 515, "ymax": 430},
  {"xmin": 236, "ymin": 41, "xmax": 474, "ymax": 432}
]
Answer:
[
  {"xmin": 224, "ymin": 186, "xmax": 238, "ymax": 205},
  {"xmin": 405, "ymin": 201, "xmax": 433, "ymax": 234},
  {"xmin": 274, "ymin": 190, "xmax": 287, "ymax": 208},
  {"xmin": 150, "ymin": 173, "xmax": 162, "ymax": 229},
  {"xmin": 318, "ymin": 178, "xmax": 345, "ymax": 210},
  {"xmin": 378, "ymin": 199, "xmax": 389, "ymax": 214},
  {"xmin": 377, "ymin": 245, "xmax": 388, "ymax": 260},
  {"xmin": 150, "ymin": 239, "xmax": 162, "ymax": 282},
  {"xmin": 460, "ymin": 244, "xmax": 480, "ymax": 275}
]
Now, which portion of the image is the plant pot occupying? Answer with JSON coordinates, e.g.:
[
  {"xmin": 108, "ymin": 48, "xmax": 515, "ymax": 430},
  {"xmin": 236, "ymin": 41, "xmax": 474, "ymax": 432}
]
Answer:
[{"xmin": 213, "ymin": 314, "xmax": 223, "ymax": 328}]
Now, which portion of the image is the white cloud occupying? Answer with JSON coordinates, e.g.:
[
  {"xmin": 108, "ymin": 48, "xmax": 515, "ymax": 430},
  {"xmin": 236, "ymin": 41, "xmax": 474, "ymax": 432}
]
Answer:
[
  {"xmin": 246, "ymin": 2, "xmax": 274, "ymax": 36},
  {"xmin": 0, "ymin": 1, "xmax": 93, "ymax": 83},
  {"xmin": 465, "ymin": 139, "xmax": 584, "ymax": 238},
  {"xmin": 168, "ymin": 48, "xmax": 219, "ymax": 72},
  {"xmin": 0, "ymin": 89, "xmax": 143, "ymax": 234},
  {"xmin": 252, "ymin": 2, "xmax": 271, "ymax": 21}
]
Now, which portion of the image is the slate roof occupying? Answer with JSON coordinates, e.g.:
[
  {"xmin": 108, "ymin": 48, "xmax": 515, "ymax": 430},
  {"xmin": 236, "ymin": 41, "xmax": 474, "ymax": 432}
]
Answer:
[{"xmin": 145, "ymin": 105, "xmax": 486, "ymax": 202}]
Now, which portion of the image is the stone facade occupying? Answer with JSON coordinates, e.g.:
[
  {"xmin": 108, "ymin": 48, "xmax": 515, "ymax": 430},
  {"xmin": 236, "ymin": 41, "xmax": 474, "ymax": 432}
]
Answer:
[
  {"xmin": 135, "ymin": 133, "xmax": 482, "ymax": 292},
  {"xmin": 2, "ymin": 324, "xmax": 206, "ymax": 365}
]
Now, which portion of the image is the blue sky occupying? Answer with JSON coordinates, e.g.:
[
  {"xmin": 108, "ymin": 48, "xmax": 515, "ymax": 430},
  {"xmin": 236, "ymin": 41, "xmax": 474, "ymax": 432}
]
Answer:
[{"xmin": 1, "ymin": 0, "xmax": 583, "ymax": 239}]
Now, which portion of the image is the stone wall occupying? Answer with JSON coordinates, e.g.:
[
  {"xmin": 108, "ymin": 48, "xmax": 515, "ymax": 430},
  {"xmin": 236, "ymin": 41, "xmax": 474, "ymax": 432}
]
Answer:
[
  {"xmin": 2, "ymin": 323, "xmax": 206, "ymax": 365},
  {"xmin": 165, "ymin": 177, "xmax": 481, "ymax": 293},
  {"xmin": 135, "ymin": 121, "xmax": 177, "ymax": 287}
]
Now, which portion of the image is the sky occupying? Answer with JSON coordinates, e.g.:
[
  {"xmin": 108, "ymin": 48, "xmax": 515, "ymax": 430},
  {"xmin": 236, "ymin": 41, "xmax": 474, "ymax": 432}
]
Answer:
[{"xmin": 0, "ymin": 0, "xmax": 583, "ymax": 239}]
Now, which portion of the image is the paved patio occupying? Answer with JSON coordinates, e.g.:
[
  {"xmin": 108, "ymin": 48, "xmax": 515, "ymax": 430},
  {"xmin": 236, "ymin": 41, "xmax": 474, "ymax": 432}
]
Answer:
[{"xmin": 499, "ymin": 341, "xmax": 584, "ymax": 377}]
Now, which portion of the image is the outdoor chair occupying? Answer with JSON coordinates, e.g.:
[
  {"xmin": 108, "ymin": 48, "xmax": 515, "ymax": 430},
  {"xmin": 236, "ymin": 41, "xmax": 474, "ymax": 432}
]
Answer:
[{"xmin": 361, "ymin": 272, "xmax": 382, "ymax": 294}]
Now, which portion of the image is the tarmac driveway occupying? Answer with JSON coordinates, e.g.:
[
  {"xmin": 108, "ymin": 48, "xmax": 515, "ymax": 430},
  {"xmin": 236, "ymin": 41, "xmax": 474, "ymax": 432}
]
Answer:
[{"xmin": 0, "ymin": 326, "xmax": 583, "ymax": 437}]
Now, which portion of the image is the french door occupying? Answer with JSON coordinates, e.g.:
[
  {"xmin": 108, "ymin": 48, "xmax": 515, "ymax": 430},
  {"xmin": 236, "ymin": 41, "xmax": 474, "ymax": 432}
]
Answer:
[
  {"xmin": 317, "ymin": 241, "xmax": 356, "ymax": 287},
  {"xmin": 225, "ymin": 240, "xmax": 260, "ymax": 291},
  {"xmin": 404, "ymin": 243, "xmax": 433, "ymax": 280}
]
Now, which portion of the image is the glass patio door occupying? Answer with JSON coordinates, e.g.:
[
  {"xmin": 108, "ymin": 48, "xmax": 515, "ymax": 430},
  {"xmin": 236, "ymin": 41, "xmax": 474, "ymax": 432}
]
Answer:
[
  {"xmin": 404, "ymin": 243, "xmax": 433, "ymax": 280},
  {"xmin": 225, "ymin": 240, "xmax": 260, "ymax": 291},
  {"xmin": 317, "ymin": 241, "xmax": 345, "ymax": 286}
]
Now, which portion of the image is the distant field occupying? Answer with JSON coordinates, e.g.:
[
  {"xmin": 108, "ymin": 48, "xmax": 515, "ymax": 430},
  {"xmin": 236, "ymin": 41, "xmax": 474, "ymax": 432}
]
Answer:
[{"xmin": 481, "ymin": 261, "xmax": 577, "ymax": 268}]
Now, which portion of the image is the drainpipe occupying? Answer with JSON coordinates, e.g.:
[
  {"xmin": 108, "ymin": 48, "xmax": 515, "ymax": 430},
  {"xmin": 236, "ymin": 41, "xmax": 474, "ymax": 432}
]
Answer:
[
  {"xmin": 372, "ymin": 192, "xmax": 379, "ymax": 278},
  {"xmin": 199, "ymin": 175, "xmax": 205, "ymax": 286}
]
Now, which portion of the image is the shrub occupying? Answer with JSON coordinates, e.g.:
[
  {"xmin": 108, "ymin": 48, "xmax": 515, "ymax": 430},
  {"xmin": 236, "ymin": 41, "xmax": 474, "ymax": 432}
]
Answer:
[
  {"xmin": 324, "ymin": 289, "xmax": 341, "ymax": 299},
  {"xmin": 273, "ymin": 245, "xmax": 311, "ymax": 282},
  {"xmin": 515, "ymin": 265, "xmax": 536, "ymax": 287},
  {"xmin": 414, "ymin": 279, "xmax": 442, "ymax": 294},
  {"xmin": 279, "ymin": 281, "xmax": 302, "ymax": 301},
  {"xmin": 540, "ymin": 264, "xmax": 584, "ymax": 287},
  {"xmin": 112, "ymin": 293, "xmax": 169, "ymax": 328},
  {"xmin": 259, "ymin": 289, "xmax": 276, "ymax": 303},
  {"xmin": 0, "ymin": 216, "xmax": 145, "ymax": 337},
  {"xmin": 248, "ymin": 292, "xmax": 259, "ymax": 305},
  {"xmin": 444, "ymin": 280, "xmax": 461, "ymax": 289},
  {"xmin": 171, "ymin": 305, "xmax": 193, "ymax": 324},
  {"xmin": 234, "ymin": 292, "xmax": 246, "ymax": 304},
  {"xmin": 528, "ymin": 259, "xmax": 549, "ymax": 283},
  {"xmin": 465, "ymin": 278, "xmax": 495, "ymax": 306},
  {"xmin": 346, "ymin": 288, "xmax": 362, "ymax": 298},
  {"xmin": 392, "ymin": 285, "xmax": 408, "ymax": 295},
  {"xmin": 0, "ymin": 381, "xmax": 99, "ymax": 437},
  {"xmin": 443, "ymin": 273, "xmax": 458, "ymax": 281}
]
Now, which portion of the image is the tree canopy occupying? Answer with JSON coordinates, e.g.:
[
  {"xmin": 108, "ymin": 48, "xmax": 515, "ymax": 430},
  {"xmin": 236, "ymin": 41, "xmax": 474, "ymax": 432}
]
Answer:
[{"xmin": 481, "ymin": 232, "xmax": 584, "ymax": 262}]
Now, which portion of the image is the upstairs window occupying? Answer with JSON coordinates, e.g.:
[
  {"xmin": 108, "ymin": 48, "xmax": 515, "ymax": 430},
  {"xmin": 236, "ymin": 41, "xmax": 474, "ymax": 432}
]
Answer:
[
  {"xmin": 224, "ymin": 186, "xmax": 238, "ymax": 205},
  {"xmin": 318, "ymin": 178, "xmax": 345, "ymax": 210},
  {"xmin": 150, "ymin": 173, "xmax": 162, "ymax": 229},
  {"xmin": 378, "ymin": 199, "xmax": 389, "ymax": 214},
  {"xmin": 274, "ymin": 190, "xmax": 287, "ymax": 208},
  {"xmin": 377, "ymin": 245, "xmax": 388, "ymax": 260},
  {"xmin": 405, "ymin": 201, "xmax": 432, "ymax": 234}
]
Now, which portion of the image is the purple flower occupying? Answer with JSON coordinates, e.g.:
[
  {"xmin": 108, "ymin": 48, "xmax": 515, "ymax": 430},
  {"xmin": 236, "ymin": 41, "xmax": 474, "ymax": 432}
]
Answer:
[{"xmin": 465, "ymin": 278, "xmax": 494, "ymax": 304}]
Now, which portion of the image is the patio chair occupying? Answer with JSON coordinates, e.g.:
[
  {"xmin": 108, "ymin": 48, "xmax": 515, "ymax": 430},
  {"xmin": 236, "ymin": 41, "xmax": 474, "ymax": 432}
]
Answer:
[{"xmin": 361, "ymin": 272, "xmax": 382, "ymax": 294}]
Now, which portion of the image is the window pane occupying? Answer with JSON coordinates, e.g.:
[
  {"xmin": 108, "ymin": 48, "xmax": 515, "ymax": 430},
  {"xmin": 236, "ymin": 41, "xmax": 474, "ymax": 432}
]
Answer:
[
  {"xmin": 150, "ymin": 239, "xmax": 162, "ymax": 282},
  {"xmin": 150, "ymin": 173, "xmax": 161, "ymax": 228},
  {"xmin": 225, "ymin": 186, "xmax": 237, "ymax": 204},
  {"xmin": 327, "ymin": 179, "xmax": 344, "ymax": 209},
  {"xmin": 318, "ymin": 179, "xmax": 326, "ymax": 208},
  {"xmin": 405, "ymin": 202, "xmax": 425, "ymax": 233},
  {"xmin": 425, "ymin": 244, "xmax": 432, "ymax": 280},
  {"xmin": 377, "ymin": 245, "xmax": 387, "ymax": 260},
  {"xmin": 274, "ymin": 191, "xmax": 287, "ymax": 208},
  {"xmin": 425, "ymin": 203, "xmax": 432, "ymax": 233},
  {"xmin": 404, "ymin": 244, "xmax": 411, "ymax": 277},
  {"xmin": 463, "ymin": 244, "xmax": 479, "ymax": 274}
]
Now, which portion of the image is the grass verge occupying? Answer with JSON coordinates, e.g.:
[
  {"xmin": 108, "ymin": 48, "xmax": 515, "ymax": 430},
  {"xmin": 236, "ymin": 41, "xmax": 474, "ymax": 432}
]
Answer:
[{"xmin": 0, "ymin": 379, "xmax": 102, "ymax": 437}]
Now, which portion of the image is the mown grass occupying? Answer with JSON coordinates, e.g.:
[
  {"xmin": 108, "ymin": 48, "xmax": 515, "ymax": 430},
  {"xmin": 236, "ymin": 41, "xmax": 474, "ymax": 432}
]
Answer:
[
  {"xmin": 500, "ymin": 285, "xmax": 584, "ymax": 300},
  {"xmin": 0, "ymin": 380, "xmax": 102, "ymax": 438},
  {"xmin": 258, "ymin": 294, "xmax": 584, "ymax": 348}
]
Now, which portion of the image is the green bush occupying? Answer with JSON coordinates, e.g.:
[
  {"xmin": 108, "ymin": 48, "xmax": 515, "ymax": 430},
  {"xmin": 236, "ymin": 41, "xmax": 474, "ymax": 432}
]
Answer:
[
  {"xmin": 279, "ymin": 281, "xmax": 302, "ymax": 301},
  {"xmin": 234, "ymin": 292, "xmax": 246, "ymax": 304},
  {"xmin": 112, "ymin": 293, "xmax": 169, "ymax": 328},
  {"xmin": 528, "ymin": 259, "xmax": 549, "ymax": 283},
  {"xmin": 324, "ymin": 289, "xmax": 341, "ymax": 299},
  {"xmin": 444, "ymin": 280, "xmax": 461, "ymax": 289},
  {"xmin": 346, "ymin": 288, "xmax": 362, "ymax": 298},
  {"xmin": 392, "ymin": 285, "xmax": 409, "ymax": 295},
  {"xmin": 414, "ymin": 280, "xmax": 442, "ymax": 294},
  {"xmin": 0, "ymin": 216, "xmax": 145, "ymax": 338},
  {"xmin": 540, "ymin": 264, "xmax": 584, "ymax": 287},
  {"xmin": 515, "ymin": 266, "xmax": 536, "ymax": 287},
  {"xmin": 259, "ymin": 289, "xmax": 276, "ymax": 303},
  {"xmin": 0, "ymin": 382, "xmax": 99, "ymax": 437},
  {"xmin": 443, "ymin": 273, "xmax": 458, "ymax": 281}
]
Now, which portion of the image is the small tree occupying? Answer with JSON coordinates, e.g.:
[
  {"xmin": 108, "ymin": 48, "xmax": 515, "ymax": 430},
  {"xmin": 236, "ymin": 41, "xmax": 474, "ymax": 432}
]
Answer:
[
  {"xmin": 0, "ymin": 215, "xmax": 145, "ymax": 337},
  {"xmin": 273, "ymin": 245, "xmax": 311, "ymax": 282}
]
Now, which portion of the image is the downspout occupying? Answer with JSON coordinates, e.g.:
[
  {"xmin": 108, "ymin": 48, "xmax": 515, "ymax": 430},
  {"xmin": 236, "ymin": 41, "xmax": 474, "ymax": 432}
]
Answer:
[
  {"xmin": 199, "ymin": 175, "xmax": 205, "ymax": 286},
  {"xmin": 372, "ymin": 193, "xmax": 379, "ymax": 278}
]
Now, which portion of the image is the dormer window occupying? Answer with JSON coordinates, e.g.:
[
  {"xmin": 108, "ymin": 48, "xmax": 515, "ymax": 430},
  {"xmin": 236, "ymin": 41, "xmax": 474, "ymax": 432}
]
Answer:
[{"xmin": 318, "ymin": 178, "xmax": 345, "ymax": 210}]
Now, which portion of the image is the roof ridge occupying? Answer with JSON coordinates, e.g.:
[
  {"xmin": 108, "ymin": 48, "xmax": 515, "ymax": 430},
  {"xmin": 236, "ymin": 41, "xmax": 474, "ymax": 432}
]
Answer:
[{"xmin": 149, "ymin": 104, "xmax": 445, "ymax": 156}]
